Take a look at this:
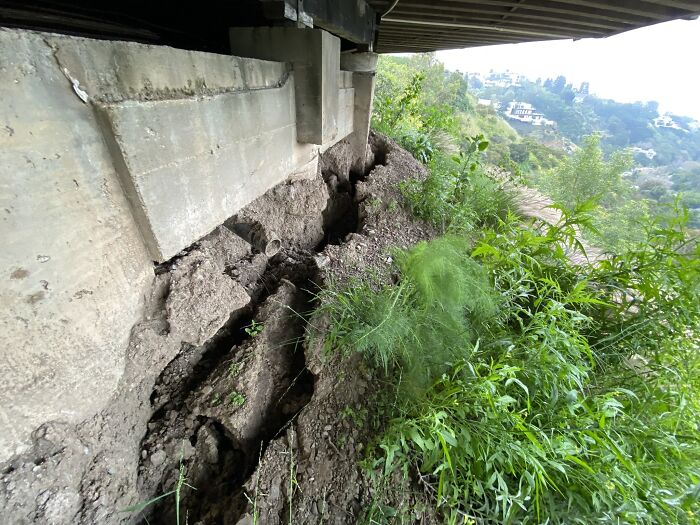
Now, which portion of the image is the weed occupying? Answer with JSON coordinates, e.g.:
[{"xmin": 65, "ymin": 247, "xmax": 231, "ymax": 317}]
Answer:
[
  {"xmin": 340, "ymin": 405, "xmax": 368, "ymax": 427},
  {"xmin": 401, "ymin": 137, "xmax": 516, "ymax": 234},
  {"xmin": 228, "ymin": 390, "xmax": 246, "ymax": 407},
  {"xmin": 228, "ymin": 362, "xmax": 242, "ymax": 378},
  {"xmin": 320, "ymin": 236, "xmax": 500, "ymax": 394},
  {"xmin": 327, "ymin": 202, "xmax": 700, "ymax": 523},
  {"xmin": 366, "ymin": 197, "xmax": 382, "ymax": 213},
  {"xmin": 210, "ymin": 393, "xmax": 222, "ymax": 407},
  {"xmin": 121, "ymin": 459, "xmax": 195, "ymax": 525},
  {"xmin": 244, "ymin": 320, "xmax": 264, "ymax": 337},
  {"xmin": 243, "ymin": 443, "xmax": 264, "ymax": 525},
  {"xmin": 228, "ymin": 356, "xmax": 248, "ymax": 378}
]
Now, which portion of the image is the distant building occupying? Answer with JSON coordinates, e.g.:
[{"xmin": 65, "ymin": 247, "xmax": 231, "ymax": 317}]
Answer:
[
  {"xmin": 505, "ymin": 101, "xmax": 555, "ymax": 126},
  {"xmin": 630, "ymin": 146, "xmax": 657, "ymax": 160},
  {"xmin": 483, "ymin": 70, "xmax": 524, "ymax": 88},
  {"xmin": 653, "ymin": 114, "xmax": 688, "ymax": 132}
]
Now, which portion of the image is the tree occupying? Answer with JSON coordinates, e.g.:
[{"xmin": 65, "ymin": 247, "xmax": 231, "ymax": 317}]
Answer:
[
  {"xmin": 542, "ymin": 134, "xmax": 634, "ymax": 208},
  {"xmin": 551, "ymin": 75, "xmax": 567, "ymax": 94}
]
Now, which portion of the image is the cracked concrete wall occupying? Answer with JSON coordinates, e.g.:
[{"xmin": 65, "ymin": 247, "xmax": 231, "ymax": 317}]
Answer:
[{"xmin": 0, "ymin": 26, "xmax": 359, "ymax": 465}]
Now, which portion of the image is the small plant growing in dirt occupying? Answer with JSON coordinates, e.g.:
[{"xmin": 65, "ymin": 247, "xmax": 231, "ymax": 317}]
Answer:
[
  {"xmin": 366, "ymin": 197, "xmax": 382, "ymax": 212},
  {"xmin": 228, "ymin": 361, "xmax": 243, "ymax": 378},
  {"xmin": 340, "ymin": 405, "xmax": 368, "ymax": 427},
  {"xmin": 244, "ymin": 320, "xmax": 264, "ymax": 337},
  {"xmin": 228, "ymin": 390, "xmax": 246, "ymax": 407},
  {"xmin": 121, "ymin": 459, "xmax": 195, "ymax": 525}
]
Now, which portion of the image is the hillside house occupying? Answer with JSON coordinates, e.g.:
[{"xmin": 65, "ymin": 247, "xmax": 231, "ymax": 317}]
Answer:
[
  {"xmin": 506, "ymin": 101, "xmax": 555, "ymax": 126},
  {"xmin": 653, "ymin": 114, "xmax": 688, "ymax": 132}
]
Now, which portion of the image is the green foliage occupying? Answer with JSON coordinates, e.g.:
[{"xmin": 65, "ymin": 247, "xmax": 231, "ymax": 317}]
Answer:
[
  {"xmin": 228, "ymin": 391, "xmax": 246, "ymax": 407},
  {"xmin": 540, "ymin": 134, "xmax": 633, "ymax": 209},
  {"xmin": 355, "ymin": 207, "xmax": 700, "ymax": 524},
  {"xmin": 372, "ymin": 55, "xmax": 482, "ymax": 165},
  {"xmin": 535, "ymin": 133, "xmax": 660, "ymax": 252},
  {"xmin": 475, "ymin": 72, "xmax": 700, "ymax": 167},
  {"xmin": 244, "ymin": 320, "xmax": 263, "ymax": 337},
  {"xmin": 362, "ymin": 51, "xmax": 700, "ymax": 525},
  {"xmin": 401, "ymin": 136, "xmax": 516, "ymax": 234},
  {"xmin": 318, "ymin": 236, "xmax": 500, "ymax": 393}
]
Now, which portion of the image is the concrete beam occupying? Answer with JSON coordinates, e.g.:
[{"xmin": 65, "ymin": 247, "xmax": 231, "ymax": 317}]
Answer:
[
  {"xmin": 0, "ymin": 28, "xmax": 153, "ymax": 462},
  {"xmin": 303, "ymin": 0, "xmax": 378, "ymax": 46},
  {"xmin": 230, "ymin": 27, "xmax": 341, "ymax": 145},
  {"xmin": 340, "ymin": 50, "xmax": 379, "ymax": 72},
  {"xmin": 341, "ymin": 52, "xmax": 378, "ymax": 172},
  {"xmin": 98, "ymin": 80, "xmax": 314, "ymax": 261}
]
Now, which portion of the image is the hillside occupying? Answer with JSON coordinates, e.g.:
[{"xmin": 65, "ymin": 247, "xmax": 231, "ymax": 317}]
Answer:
[
  {"xmin": 471, "ymin": 70, "xmax": 700, "ymax": 167},
  {"xmin": 374, "ymin": 54, "xmax": 700, "ymax": 232}
]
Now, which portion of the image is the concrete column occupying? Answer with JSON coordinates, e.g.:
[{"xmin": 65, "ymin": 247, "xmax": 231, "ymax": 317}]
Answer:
[
  {"xmin": 341, "ymin": 52, "xmax": 378, "ymax": 173},
  {"xmin": 230, "ymin": 27, "xmax": 341, "ymax": 145}
]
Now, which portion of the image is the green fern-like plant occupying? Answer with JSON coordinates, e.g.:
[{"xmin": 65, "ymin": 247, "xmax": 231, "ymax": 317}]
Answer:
[{"xmin": 320, "ymin": 236, "xmax": 500, "ymax": 392}]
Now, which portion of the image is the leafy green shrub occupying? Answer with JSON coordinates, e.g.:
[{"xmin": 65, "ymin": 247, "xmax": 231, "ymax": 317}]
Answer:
[
  {"xmin": 401, "ymin": 136, "xmax": 517, "ymax": 233},
  {"xmin": 325, "ymin": 190, "xmax": 699, "ymax": 523},
  {"xmin": 358, "ymin": 206, "xmax": 700, "ymax": 524}
]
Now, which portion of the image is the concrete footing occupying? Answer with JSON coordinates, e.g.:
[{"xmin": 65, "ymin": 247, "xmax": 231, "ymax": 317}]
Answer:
[{"xmin": 0, "ymin": 25, "xmax": 376, "ymax": 463}]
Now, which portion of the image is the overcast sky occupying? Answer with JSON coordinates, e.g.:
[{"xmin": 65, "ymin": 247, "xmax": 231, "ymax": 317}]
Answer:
[{"xmin": 436, "ymin": 17, "xmax": 700, "ymax": 120}]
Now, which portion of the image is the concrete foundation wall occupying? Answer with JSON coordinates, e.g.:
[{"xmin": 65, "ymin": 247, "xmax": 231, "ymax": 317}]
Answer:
[
  {"xmin": 0, "ymin": 29, "xmax": 154, "ymax": 462},
  {"xmin": 0, "ymin": 26, "xmax": 367, "ymax": 463}
]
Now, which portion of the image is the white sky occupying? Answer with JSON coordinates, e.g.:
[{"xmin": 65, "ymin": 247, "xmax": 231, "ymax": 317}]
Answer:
[{"xmin": 436, "ymin": 17, "xmax": 700, "ymax": 120}]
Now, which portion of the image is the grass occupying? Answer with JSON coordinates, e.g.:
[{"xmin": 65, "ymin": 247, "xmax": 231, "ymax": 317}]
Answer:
[
  {"xmin": 121, "ymin": 459, "xmax": 196, "ymax": 525},
  {"xmin": 287, "ymin": 449, "xmax": 297, "ymax": 525},
  {"xmin": 319, "ymin": 236, "xmax": 500, "ymax": 395},
  {"xmin": 401, "ymin": 144, "xmax": 517, "ymax": 235}
]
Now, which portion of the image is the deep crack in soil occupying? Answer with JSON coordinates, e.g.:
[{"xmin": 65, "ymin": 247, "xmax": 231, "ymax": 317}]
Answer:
[
  {"xmin": 0, "ymin": 133, "xmax": 404, "ymax": 525},
  {"xmin": 138, "ymin": 259, "xmax": 319, "ymax": 525},
  {"xmin": 135, "ymin": 138, "xmax": 392, "ymax": 525}
]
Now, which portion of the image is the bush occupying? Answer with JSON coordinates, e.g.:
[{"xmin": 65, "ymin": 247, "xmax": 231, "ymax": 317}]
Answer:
[
  {"xmin": 319, "ymin": 236, "xmax": 500, "ymax": 393},
  {"xmin": 326, "ymin": 199, "xmax": 700, "ymax": 524},
  {"xmin": 401, "ymin": 136, "xmax": 516, "ymax": 234}
]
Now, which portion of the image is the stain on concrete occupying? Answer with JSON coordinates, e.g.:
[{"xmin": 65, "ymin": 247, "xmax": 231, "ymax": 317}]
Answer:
[
  {"xmin": 26, "ymin": 291, "xmax": 46, "ymax": 304},
  {"xmin": 10, "ymin": 268, "xmax": 29, "ymax": 280}
]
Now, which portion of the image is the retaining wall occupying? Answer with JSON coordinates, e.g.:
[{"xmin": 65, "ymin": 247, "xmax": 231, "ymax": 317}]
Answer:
[{"xmin": 0, "ymin": 26, "xmax": 365, "ymax": 463}]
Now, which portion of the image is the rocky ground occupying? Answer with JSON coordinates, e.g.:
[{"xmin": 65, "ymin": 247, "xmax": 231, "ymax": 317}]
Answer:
[{"xmin": 0, "ymin": 133, "xmax": 438, "ymax": 524}]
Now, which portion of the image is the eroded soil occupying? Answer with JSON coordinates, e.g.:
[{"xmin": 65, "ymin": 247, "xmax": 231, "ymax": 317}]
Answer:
[{"xmin": 0, "ymin": 133, "xmax": 436, "ymax": 524}]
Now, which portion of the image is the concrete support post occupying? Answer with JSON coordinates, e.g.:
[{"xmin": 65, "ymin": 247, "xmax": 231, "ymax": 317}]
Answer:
[
  {"xmin": 341, "ymin": 52, "xmax": 378, "ymax": 173},
  {"xmin": 230, "ymin": 27, "xmax": 341, "ymax": 145}
]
